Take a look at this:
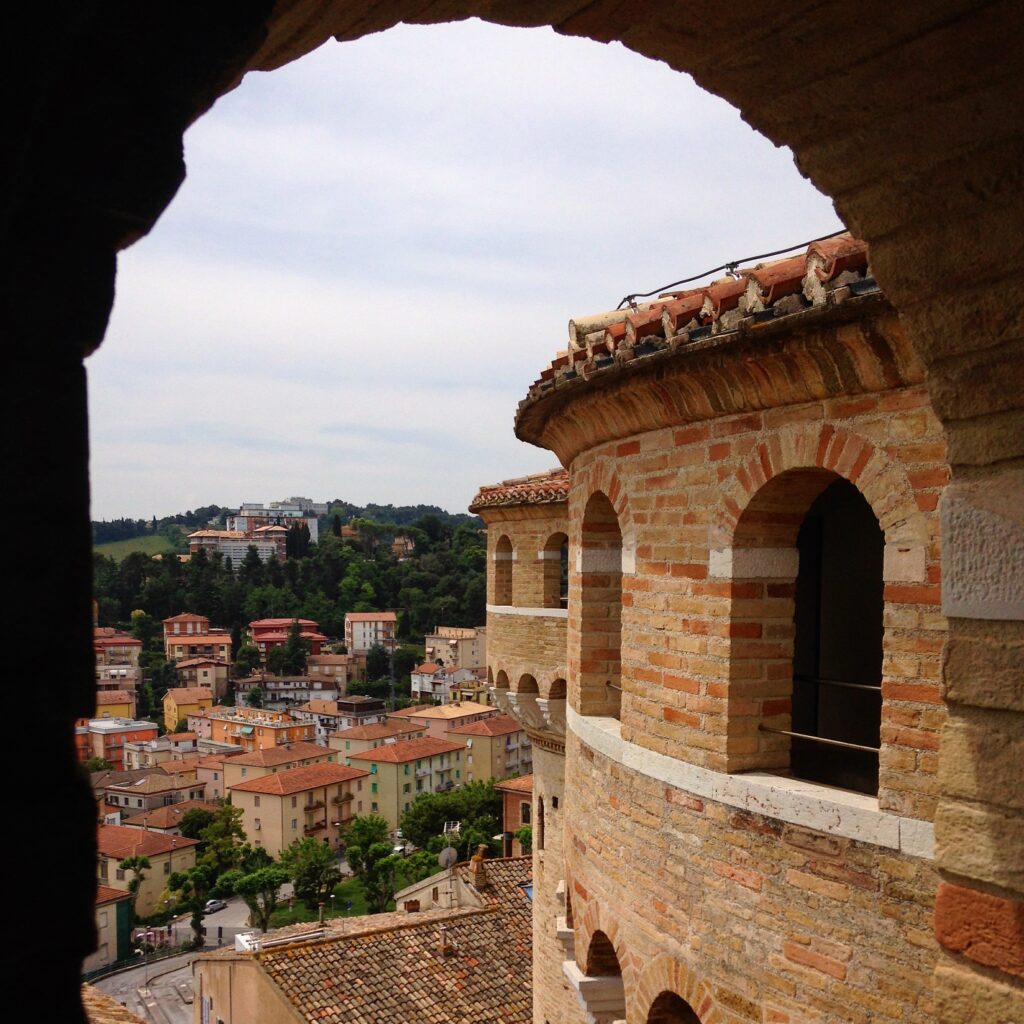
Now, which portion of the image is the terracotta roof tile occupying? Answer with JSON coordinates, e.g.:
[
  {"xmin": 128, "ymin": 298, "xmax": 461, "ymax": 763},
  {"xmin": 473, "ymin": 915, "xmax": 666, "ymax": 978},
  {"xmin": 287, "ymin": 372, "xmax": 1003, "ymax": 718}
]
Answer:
[
  {"xmin": 446, "ymin": 714, "xmax": 523, "ymax": 737},
  {"xmin": 230, "ymin": 762, "xmax": 369, "ymax": 795},
  {"xmin": 227, "ymin": 742, "xmax": 332, "ymax": 768},
  {"xmin": 344, "ymin": 611, "xmax": 398, "ymax": 622},
  {"xmin": 347, "ymin": 736, "xmax": 466, "ymax": 763},
  {"xmin": 329, "ymin": 721, "xmax": 421, "ymax": 741},
  {"xmin": 165, "ymin": 687, "xmax": 215, "ymax": 703},
  {"xmin": 525, "ymin": 234, "xmax": 872, "ymax": 397},
  {"xmin": 96, "ymin": 690, "xmax": 134, "ymax": 704},
  {"xmin": 82, "ymin": 985, "xmax": 147, "ymax": 1024},
  {"xmin": 495, "ymin": 774, "xmax": 534, "ymax": 794},
  {"xmin": 162, "ymin": 613, "xmax": 210, "ymax": 623},
  {"xmin": 401, "ymin": 701, "xmax": 494, "ymax": 720},
  {"xmin": 121, "ymin": 799, "xmax": 220, "ymax": 830},
  {"xmin": 387, "ymin": 705, "xmax": 437, "ymax": 718},
  {"xmin": 97, "ymin": 824, "xmax": 199, "ymax": 859},
  {"xmin": 95, "ymin": 884, "xmax": 133, "ymax": 906},
  {"xmin": 469, "ymin": 468, "xmax": 568, "ymax": 512}
]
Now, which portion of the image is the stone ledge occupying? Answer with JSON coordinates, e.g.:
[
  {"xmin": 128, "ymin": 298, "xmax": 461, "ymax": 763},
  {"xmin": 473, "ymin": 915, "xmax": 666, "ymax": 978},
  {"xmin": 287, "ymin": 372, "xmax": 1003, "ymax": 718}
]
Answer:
[
  {"xmin": 568, "ymin": 708, "xmax": 934, "ymax": 857},
  {"xmin": 487, "ymin": 604, "xmax": 569, "ymax": 619}
]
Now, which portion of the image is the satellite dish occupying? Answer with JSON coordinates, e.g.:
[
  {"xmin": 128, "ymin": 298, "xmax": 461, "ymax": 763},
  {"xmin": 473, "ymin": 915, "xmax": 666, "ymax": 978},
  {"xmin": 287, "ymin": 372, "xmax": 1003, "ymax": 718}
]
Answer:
[{"xmin": 438, "ymin": 847, "xmax": 458, "ymax": 869}]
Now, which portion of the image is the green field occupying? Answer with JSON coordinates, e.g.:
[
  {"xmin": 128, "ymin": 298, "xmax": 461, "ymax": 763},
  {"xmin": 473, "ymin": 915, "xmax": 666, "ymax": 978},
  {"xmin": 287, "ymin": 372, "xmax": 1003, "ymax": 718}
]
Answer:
[{"xmin": 94, "ymin": 535, "xmax": 181, "ymax": 561}]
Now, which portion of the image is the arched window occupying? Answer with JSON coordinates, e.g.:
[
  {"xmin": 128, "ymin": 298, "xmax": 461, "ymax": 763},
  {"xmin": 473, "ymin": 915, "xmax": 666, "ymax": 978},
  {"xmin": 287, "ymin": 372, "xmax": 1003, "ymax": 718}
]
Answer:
[
  {"xmin": 542, "ymin": 532, "xmax": 569, "ymax": 608},
  {"xmin": 790, "ymin": 478, "xmax": 883, "ymax": 794},
  {"xmin": 647, "ymin": 992, "xmax": 702, "ymax": 1024},
  {"xmin": 585, "ymin": 930, "xmax": 621, "ymax": 976},
  {"xmin": 578, "ymin": 492, "xmax": 622, "ymax": 718},
  {"xmin": 548, "ymin": 678, "xmax": 567, "ymax": 699},
  {"xmin": 517, "ymin": 673, "xmax": 538, "ymax": 695},
  {"xmin": 494, "ymin": 535, "xmax": 514, "ymax": 605}
]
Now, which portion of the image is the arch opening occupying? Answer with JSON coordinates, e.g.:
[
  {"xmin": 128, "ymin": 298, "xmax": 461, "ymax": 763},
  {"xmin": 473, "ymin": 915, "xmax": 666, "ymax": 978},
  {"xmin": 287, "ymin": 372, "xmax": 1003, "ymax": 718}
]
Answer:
[
  {"xmin": 647, "ymin": 991, "xmax": 702, "ymax": 1024},
  {"xmin": 543, "ymin": 531, "xmax": 570, "ymax": 609},
  {"xmin": 584, "ymin": 930, "xmax": 621, "ymax": 977},
  {"xmin": 578, "ymin": 492, "xmax": 622, "ymax": 718},
  {"xmin": 517, "ymin": 673, "xmax": 539, "ymax": 695},
  {"xmin": 494, "ymin": 535, "xmax": 514, "ymax": 605}
]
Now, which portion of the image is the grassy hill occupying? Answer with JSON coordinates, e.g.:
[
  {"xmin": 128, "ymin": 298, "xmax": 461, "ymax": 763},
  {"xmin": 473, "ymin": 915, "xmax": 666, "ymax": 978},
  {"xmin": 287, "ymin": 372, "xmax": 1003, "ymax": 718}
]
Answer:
[{"xmin": 94, "ymin": 534, "xmax": 180, "ymax": 562}]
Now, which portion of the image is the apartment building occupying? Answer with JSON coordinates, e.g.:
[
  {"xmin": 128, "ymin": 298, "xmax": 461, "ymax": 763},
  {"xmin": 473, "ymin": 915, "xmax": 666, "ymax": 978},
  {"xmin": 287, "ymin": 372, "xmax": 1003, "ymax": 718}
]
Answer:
[
  {"xmin": 346, "ymin": 736, "xmax": 467, "ymax": 828},
  {"xmin": 389, "ymin": 701, "xmax": 497, "ymax": 741},
  {"xmin": 96, "ymin": 825, "xmax": 198, "ymax": 917},
  {"xmin": 79, "ymin": 718, "xmax": 159, "ymax": 770},
  {"xmin": 247, "ymin": 618, "xmax": 327, "ymax": 660},
  {"xmin": 343, "ymin": 611, "xmax": 396, "ymax": 655},
  {"xmin": 105, "ymin": 772, "xmax": 206, "ymax": 815},
  {"xmin": 94, "ymin": 690, "xmax": 136, "ymax": 719},
  {"xmin": 305, "ymin": 654, "xmax": 350, "ymax": 688},
  {"xmin": 120, "ymin": 798, "xmax": 220, "ymax": 835},
  {"xmin": 93, "ymin": 628, "xmax": 142, "ymax": 693},
  {"xmin": 423, "ymin": 625, "xmax": 486, "ymax": 671},
  {"xmin": 447, "ymin": 714, "xmax": 531, "ymax": 782},
  {"xmin": 163, "ymin": 686, "xmax": 214, "ymax": 731},
  {"xmin": 229, "ymin": 762, "xmax": 369, "ymax": 857},
  {"xmin": 206, "ymin": 706, "xmax": 314, "ymax": 751},
  {"xmin": 122, "ymin": 731, "xmax": 199, "ymax": 769},
  {"xmin": 327, "ymin": 720, "xmax": 424, "ymax": 758},
  {"xmin": 409, "ymin": 663, "xmax": 479, "ymax": 704},
  {"xmin": 221, "ymin": 742, "xmax": 337, "ymax": 792}
]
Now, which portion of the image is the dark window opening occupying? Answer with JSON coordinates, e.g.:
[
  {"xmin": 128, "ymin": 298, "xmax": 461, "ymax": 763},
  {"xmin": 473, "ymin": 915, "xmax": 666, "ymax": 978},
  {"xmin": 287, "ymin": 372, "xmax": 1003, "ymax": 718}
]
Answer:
[
  {"xmin": 790, "ymin": 478, "xmax": 883, "ymax": 795},
  {"xmin": 647, "ymin": 991, "xmax": 702, "ymax": 1024}
]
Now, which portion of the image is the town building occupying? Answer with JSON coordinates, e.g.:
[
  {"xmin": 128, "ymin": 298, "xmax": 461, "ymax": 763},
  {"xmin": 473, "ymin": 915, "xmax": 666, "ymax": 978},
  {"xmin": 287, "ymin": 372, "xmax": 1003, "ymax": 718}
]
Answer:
[
  {"xmin": 175, "ymin": 657, "xmax": 230, "ymax": 696},
  {"xmin": 424, "ymin": 624, "xmax": 487, "ymax": 671},
  {"xmin": 164, "ymin": 632, "xmax": 232, "ymax": 667},
  {"xmin": 345, "ymin": 736, "xmax": 467, "ymax": 827},
  {"xmin": 389, "ymin": 700, "xmax": 498, "ymax": 741},
  {"xmin": 163, "ymin": 687, "xmax": 214, "ymax": 731},
  {"xmin": 79, "ymin": 719, "xmax": 160, "ymax": 771},
  {"xmin": 104, "ymin": 772, "xmax": 207, "ymax": 816},
  {"xmin": 246, "ymin": 674, "xmax": 340, "ymax": 706},
  {"xmin": 221, "ymin": 742, "xmax": 338, "ymax": 792},
  {"xmin": 409, "ymin": 663, "xmax": 479, "ymax": 704},
  {"xmin": 94, "ymin": 690, "xmax": 136, "ymax": 719},
  {"xmin": 472, "ymin": 235, "xmax": 966, "ymax": 1024},
  {"xmin": 161, "ymin": 612, "xmax": 212, "ymax": 642},
  {"xmin": 247, "ymin": 618, "xmax": 327, "ymax": 660},
  {"xmin": 447, "ymin": 714, "xmax": 531, "ymax": 782},
  {"xmin": 195, "ymin": 751, "xmax": 245, "ymax": 800},
  {"xmin": 120, "ymin": 798, "xmax": 220, "ymax": 835},
  {"xmin": 187, "ymin": 530, "xmax": 281, "ymax": 564},
  {"xmin": 96, "ymin": 825, "xmax": 198, "ymax": 917},
  {"xmin": 343, "ymin": 610, "xmax": 396, "ymax": 655},
  {"xmin": 83, "ymin": 886, "xmax": 133, "ymax": 974},
  {"xmin": 287, "ymin": 695, "xmax": 390, "ymax": 743},
  {"xmin": 122, "ymin": 731, "xmax": 199, "ymax": 770},
  {"xmin": 496, "ymin": 774, "xmax": 534, "ymax": 857},
  {"xmin": 390, "ymin": 534, "xmax": 415, "ymax": 559},
  {"xmin": 328, "ymin": 720, "xmax": 424, "ymax": 758},
  {"xmin": 93, "ymin": 628, "xmax": 142, "ymax": 693},
  {"xmin": 228, "ymin": 762, "xmax": 369, "ymax": 857},
  {"xmin": 305, "ymin": 653, "xmax": 351, "ymax": 688},
  {"xmin": 206, "ymin": 706, "xmax": 314, "ymax": 751},
  {"xmin": 193, "ymin": 854, "xmax": 532, "ymax": 1024},
  {"xmin": 227, "ymin": 500, "xmax": 320, "ymax": 544}
]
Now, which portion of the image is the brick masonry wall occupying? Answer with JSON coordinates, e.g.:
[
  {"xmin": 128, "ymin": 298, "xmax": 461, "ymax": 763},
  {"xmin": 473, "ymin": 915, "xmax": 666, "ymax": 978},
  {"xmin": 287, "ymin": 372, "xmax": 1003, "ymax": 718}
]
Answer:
[
  {"xmin": 568, "ymin": 386, "xmax": 947, "ymax": 822},
  {"xmin": 565, "ymin": 730, "xmax": 940, "ymax": 1024}
]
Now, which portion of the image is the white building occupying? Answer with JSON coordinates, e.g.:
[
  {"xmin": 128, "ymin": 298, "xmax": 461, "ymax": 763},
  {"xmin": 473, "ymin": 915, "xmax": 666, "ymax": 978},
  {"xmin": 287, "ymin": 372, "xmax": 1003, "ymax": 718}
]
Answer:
[
  {"xmin": 423, "ymin": 625, "xmax": 486, "ymax": 671},
  {"xmin": 344, "ymin": 611, "xmax": 397, "ymax": 654},
  {"xmin": 227, "ymin": 501, "xmax": 319, "ymax": 543},
  {"xmin": 410, "ymin": 664, "xmax": 479, "ymax": 704}
]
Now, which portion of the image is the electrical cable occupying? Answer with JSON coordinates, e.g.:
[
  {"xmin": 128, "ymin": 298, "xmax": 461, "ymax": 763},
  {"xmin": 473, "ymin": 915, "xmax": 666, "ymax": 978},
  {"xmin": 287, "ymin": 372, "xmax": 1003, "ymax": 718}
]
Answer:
[{"xmin": 615, "ymin": 227, "xmax": 849, "ymax": 310}]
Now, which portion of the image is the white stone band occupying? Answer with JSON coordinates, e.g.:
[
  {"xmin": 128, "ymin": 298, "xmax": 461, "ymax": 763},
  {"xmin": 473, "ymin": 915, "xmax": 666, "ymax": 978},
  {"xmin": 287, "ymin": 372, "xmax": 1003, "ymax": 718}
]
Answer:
[{"xmin": 487, "ymin": 604, "xmax": 569, "ymax": 619}]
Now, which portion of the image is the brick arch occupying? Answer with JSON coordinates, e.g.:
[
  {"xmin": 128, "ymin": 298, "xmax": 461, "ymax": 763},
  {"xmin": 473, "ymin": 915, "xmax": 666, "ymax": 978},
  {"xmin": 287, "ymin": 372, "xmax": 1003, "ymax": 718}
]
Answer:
[
  {"xmin": 544, "ymin": 676, "xmax": 567, "ymax": 700},
  {"xmin": 713, "ymin": 421, "xmax": 928, "ymax": 551},
  {"xmin": 578, "ymin": 897, "xmax": 632, "ymax": 982},
  {"xmin": 572, "ymin": 462, "xmax": 637, "ymax": 571},
  {"xmin": 634, "ymin": 955, "xmax": 721, "ymax": 1024},
  {"xmin": 514, "ymin": 672, "xmax": 539, "ymax": 695}
]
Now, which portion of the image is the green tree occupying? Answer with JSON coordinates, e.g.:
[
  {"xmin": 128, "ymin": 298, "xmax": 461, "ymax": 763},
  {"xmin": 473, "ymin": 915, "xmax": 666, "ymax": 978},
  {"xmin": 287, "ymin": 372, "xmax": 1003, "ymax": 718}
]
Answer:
[
  {"xmin": 265, "ymin": 645, "xmax": 287, "ymax": 676},
  {"xmin": 244, "ymin": 684, "xmax": 264, "ymax": 708},
  {"xmin": 179, "ymin": 807, "xmax": 217, "ymax": 841},
  {"xmin": 344, "ymin": 815, "xmax": 398, "ymax": 913},
  {"xmin": 85, "ymin": 756, "xmax": 113, "ymax": 773},
  {"xmin": 281, "ymin": 837, "xmax": 341, "ymax": 908},
  {"xmin": 234, "ymin": 643, "xmax": 260, "ymax": 678},
  {"xmin": 231, "ymin": 865, "xmax": 290, "ymax": 932},
  {"xmin": 168, "ymin": 864, "xmax": 216, "ymax": 947},
  {"xmin": 366, "ymin": 643, "xmax": 390, "ymax": 682},
  {"xmin": 281, "ymin": 620, "xmax": 310, "ymax": 675},
  {"xmin": 514, "ymin": 825, "xmax": 533, "ymax": 855},
  {"xmin": 198, "ymin": 804, "xmax": 247, "ymax": 876},
  {"xmin": 399, "ymin": 781, "xmax": 502, "ymax": 853},
  {"xmin": 118, "ymin": 855, "xmax": 151, "ymax": 922}
]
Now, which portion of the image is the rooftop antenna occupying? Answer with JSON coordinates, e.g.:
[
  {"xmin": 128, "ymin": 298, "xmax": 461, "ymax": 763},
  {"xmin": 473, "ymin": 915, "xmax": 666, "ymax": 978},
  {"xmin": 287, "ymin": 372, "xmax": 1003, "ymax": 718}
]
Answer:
[{"xmin": 438, "ymin": 845, "xmax": 458, "ymax": 909}]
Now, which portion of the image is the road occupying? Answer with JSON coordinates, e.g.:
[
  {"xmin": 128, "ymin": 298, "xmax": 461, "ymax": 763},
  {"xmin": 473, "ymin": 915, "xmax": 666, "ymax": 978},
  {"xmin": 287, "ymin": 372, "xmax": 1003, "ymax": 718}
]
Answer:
[{"xmin": 93, "ymin": 953, "xmax": 195, "ymax": 1024}]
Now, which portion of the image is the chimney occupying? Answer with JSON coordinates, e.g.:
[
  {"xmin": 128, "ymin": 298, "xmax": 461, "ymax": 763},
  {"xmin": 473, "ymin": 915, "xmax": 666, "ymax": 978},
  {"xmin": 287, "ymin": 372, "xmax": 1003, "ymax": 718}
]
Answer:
[
  {"xmin": 403, "ymin": 899, "xmax": 420, "ymax": 913},
  {"xmin": 469, "ymin": 843, "xmax": 489, "ymax": 889},
  {"xmin": 438, "ymin": 925, "xmax": 454, "ymax": 956}
]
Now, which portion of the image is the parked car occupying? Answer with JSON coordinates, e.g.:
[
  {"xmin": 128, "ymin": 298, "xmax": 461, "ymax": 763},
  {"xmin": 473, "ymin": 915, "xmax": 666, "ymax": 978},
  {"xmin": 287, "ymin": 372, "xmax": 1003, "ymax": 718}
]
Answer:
[{"xmin": 203, "ymin": 899, "xmax": 228, "ymax": 915}]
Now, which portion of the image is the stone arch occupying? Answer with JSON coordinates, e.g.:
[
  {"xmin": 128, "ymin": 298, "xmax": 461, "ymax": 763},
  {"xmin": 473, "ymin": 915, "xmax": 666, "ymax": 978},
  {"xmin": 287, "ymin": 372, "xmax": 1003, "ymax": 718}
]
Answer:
[
  {"xmin": 647, "ymin": 992, "xmax": 702, "ymax": 1024},
  {"xmin": 542, "ymin": 530, "xmax": 570, "ymax": 608},
  {"xmin": 573, "ymin": 465, "xmax": 637, "ymax": 574},
  {"xmin": 546, "ymin": 677, "xmax": 567, "ymax": 700},
  {"xmin": 635, "ymin": 956, "xmax": 719, "ymax": 1024},
  {"xmin": 493, "ymin": 534, "xmax": 514, "ymax": 605},
  {"xmin": 494, "ymin": 669, "xmax": 510, "ymax": 690},
  {"xmin": 585, "ymin": 930, "xmax": 621, "ymax": 976},
  {"xmin": 515, "ymin": 673, "xmax": 539, "ymax": 695}
]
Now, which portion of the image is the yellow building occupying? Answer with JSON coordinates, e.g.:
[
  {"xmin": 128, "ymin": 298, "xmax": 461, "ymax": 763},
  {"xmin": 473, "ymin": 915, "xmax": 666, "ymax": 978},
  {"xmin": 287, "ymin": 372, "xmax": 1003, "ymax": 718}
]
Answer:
[
  {"xmin": 390, "ymin": 700, "xmax": 497, "ymax": 741},
  {"xmin": 83, "ymin": 886, "xmax": 133, "ymax": 974},
  {"xmin": 94, "ymin": 689, "xmax": 136, "ymax": 720},
  {"xmin": 446, "ymin": 714, "xmax": 531, "ymax": 782},
  {"xmin": 221, "ymin": 741, "xmax": 337, "ymax": 792},
  {"xmin": 327, "ymin": 720, "xmax": 424, "ymax": 758},
  {"xmin": 346, "ymin": 736, "xmax": 467, "ymax": 829},
  {"xmin": 229, "ymin": 762, "xmax": 370, "ymax": 858},
  {"xmin": 96, "ymin": 825, "xmax": 198, "ymax": 917},
  {"xmin": 163, "ymin": 686, "xmax": 214, "ymax": 731}
]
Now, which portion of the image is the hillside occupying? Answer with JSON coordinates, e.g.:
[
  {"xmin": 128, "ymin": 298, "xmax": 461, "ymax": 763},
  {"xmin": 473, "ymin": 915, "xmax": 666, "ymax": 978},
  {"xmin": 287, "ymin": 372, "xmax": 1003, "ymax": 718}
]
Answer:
[{"xmin": 93, "ymin": 534, "xmax": 181, "ymax": 562}]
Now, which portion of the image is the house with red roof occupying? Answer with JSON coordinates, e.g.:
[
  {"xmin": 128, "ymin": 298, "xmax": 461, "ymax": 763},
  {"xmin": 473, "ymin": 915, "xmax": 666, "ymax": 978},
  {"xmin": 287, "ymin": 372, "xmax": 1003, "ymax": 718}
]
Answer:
[{"xmin": 96, "ymin": 824, "xmax": 199, "ymax": 916}]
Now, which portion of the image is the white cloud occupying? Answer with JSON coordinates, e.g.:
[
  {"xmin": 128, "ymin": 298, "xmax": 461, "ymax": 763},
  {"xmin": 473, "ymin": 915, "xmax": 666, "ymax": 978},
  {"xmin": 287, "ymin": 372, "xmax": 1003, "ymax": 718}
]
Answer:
[{"xmin": 89, "ymin": 19, "xmax": 842, "ymax": 520}]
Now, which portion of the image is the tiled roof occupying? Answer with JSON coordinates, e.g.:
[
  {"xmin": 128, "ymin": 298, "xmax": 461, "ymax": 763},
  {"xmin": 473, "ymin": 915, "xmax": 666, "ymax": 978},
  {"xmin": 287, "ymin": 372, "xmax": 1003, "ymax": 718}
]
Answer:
[
  {"xmin": 307, "ymin": 655, "xmax": 350, "ymax": 665},
  {"xmin": 96, "ymin": 690, "xmax": 134, "ymax": 704},
  {"xmin": 169, "ymin": 732, "xmax": 197, "ymax": 742},
  {"xmin": 82, "ymin": 985, "xmax": 146, "ymax": 1024},
  {"xmin": 97, "ymin": 824, "xmax": 199, "ymax": 859},
  {"xmin": 495, "ymin": 774, "xmax": 534, "ymax": 794},
  {"xmin": 251, "ymin": 631, "xmax": 327, "ymax": 642},
  {"xmin": 108, "ymin": 773, "xmax": 203, "ymax": 795},
  {"xmin": 348, "ymin": 736, "xmax": 466, "ymax": 763},
  {"xmin": 329, "ymin": 721, "xmax": 421, "ymax": 741},
  {"xmin": 413, "ymin": 662, "xmax": 442, "ymax": 674},
  {"xmin": 195, "ymin": 752, "xmax": 244, "ymax": 769},
  {"xmin": 524, "ymin": 234, "xmax": 872, "ymax": 401},
  {"xmin": 388, "ymin": 705, "xmax": 439, "ymax": 718},
  {"xmin": 121, "ymin": 799, "xmax": 220, "ymax": 829},
  {"xmin": 226, "ymin": 742, "xmax": 333, "ymax": 767},
  {"xmin": 249, "ymin": 618, "xmax": 319, "ymax": 628},
  {"xmin": 93, "ymin": 632, "xmax": 142, "ymax": 647},
  {"xmin": 165, "ymin": 687, "xmax": 215, "ymax": 703},
  {"xmin": 175, "ymin": 657, "xmax": 229, "ymax": 668},
  {"xmin": 250, "ymin": 858, "xmax": 532, "ymax": 1024},
  {"xmin": 162, "ymin": 613, "xmax": 210, "ymax": 623},
  {"xmin": 345, "ymin": 611, "xmax": 397, "ymax": 622},
  {"xmin": 95, "ymin": 884, "xmax": 133, "ymax": 906},
  {"xmin": 447, "ymin": 714, "xmax": 522, "ymax": 737},
  {"xmin": 469, "ymin": 468, "xmax": 569, "ymax": 512},
  {"xmin": 403, "ymin": 701, "xmax": 494, "ymax": 720},
  {"xmin": 189, "ymin": 529, "xmax": 247, "ymax": 539},
  {"xmin": 230, "ymin": 762, "xmax": 369, "ymax": 795}
]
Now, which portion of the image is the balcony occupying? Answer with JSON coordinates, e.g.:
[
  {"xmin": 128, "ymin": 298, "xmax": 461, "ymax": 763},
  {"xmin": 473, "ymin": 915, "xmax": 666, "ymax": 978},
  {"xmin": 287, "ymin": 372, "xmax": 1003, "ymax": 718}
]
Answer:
[
  {"xmin": 331, "ymin": 792, "xmax": 354, "ymax": 805},
  {"xmin": 304, "ymin": 821, "xmax": 327, "ymax": 835},
  {"xmin": 415, "ymin": 768, "xmax": 430, "ymax": 778},
  {"xmin": 304, "ymin": 799, "xmax": 326, "ymax": 812}
]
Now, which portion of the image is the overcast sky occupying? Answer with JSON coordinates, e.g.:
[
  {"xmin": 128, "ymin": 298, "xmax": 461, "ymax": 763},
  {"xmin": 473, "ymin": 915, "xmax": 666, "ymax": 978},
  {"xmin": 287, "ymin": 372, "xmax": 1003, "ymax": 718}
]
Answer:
[{"xmin": 88, "ymin": 19, "xmax": 842, "ymax": 521}]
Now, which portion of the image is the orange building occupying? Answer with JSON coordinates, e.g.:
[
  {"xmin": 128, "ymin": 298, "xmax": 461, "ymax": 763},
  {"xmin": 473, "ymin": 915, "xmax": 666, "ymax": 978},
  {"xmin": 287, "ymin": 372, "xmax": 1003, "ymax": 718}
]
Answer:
[{"xmin": 207, "ymin": 706, "xmax": 314, "ymax": 752}]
